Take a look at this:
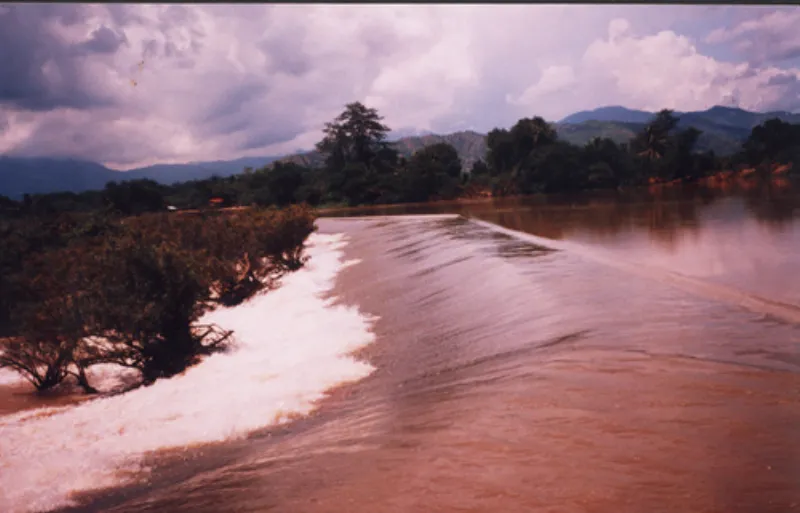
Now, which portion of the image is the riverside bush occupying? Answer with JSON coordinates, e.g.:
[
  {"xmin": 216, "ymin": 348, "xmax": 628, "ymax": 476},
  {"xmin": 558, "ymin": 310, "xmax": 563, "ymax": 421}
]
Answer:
[{"xmin": 0, "ymin": 206, "xmax": 317, "ymax": 392}]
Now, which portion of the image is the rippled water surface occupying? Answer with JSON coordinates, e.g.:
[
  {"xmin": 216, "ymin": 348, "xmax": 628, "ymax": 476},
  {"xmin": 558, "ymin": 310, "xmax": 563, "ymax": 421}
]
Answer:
[{"xmin": 12, "ymin": 183, "xmax": 800, "ymax": 512}]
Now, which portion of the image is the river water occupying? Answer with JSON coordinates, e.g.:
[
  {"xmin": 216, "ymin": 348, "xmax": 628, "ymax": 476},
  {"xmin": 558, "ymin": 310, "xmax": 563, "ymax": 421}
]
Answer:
[{"xmin": 3, "ymin": 181, "xmax": 800, "ymax": 512}]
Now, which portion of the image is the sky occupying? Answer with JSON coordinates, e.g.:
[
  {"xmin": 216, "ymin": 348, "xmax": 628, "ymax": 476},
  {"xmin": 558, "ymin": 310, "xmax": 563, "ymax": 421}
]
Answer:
[{"xmin": 1, "ymin": 4, "xmax": 799, "ymax": 170}]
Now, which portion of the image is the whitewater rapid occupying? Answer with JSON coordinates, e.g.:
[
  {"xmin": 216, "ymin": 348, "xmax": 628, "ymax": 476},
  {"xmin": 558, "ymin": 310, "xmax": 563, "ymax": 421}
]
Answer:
[{"xmin": 0, "ymin": 232, "xmax": 377, "ymax": 513}]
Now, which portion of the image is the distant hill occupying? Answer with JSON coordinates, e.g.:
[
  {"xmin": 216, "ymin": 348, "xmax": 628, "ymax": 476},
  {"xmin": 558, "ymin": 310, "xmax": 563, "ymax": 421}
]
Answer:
[
  {"xmin": 2, "ymin": 105, "xmax": 799, "ymax": 198},
  {"xmin": 682, "ymin": 105, "xmax": 800, "ymax": 129},
  {"xmin": 0, "ymin": 157, "xmax": 119, "ymax": 198},
  {"xmin": 560, "ymin": 105, "xmax": 800, "ymax": 127},
  {"xmin": 554, "ymin": 119, "xmax": 747, "ymax": 155},
  {"xmin": 0, "ymin": 155, "xmax": 283, "ymax": 198},
  {"xmin": 391, "ymin": 130, "xmax": 487, "ymax": 170},
  {"xmin": 122, "ymin": 156, "xmax": 283, "ymax": 184},
  {"xmin": 560, "ymin": 106, "xmax": 655, "ymax": 124},
  {"xmin": 557, "ymin": 106, "xmax": 800, "ymax": 157}
]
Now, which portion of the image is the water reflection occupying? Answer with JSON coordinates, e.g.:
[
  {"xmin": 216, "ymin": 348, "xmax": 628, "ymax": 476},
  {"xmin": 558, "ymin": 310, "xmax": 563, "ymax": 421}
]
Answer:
[
  {"xmin": 323, "ymin": 180, "xmax": 798, "ymax": 239},
  {"xmin": 324, "ymin": 180, "xmax": 800, "ymax": 307},
  {"xmin": 742, "ymin": 181, "xmax": 799, "ymax": 228}
]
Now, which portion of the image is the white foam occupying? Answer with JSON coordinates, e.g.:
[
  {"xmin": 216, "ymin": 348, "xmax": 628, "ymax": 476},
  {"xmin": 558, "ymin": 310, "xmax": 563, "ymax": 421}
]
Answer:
[
  {"xmin": 0, "ymin": 232, "xmax": 377, "ymax": 513},
  {"xmin": 0, "ymin": 367, "xmax": 22, "ymax": 386}
]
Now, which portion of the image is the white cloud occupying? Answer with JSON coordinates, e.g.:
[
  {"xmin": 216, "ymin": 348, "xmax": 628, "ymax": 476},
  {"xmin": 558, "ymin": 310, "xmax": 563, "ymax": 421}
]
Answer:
[
  {"xmin": 0, "ymin": 5, "xmax": 799, "ymax": 168},
  {"xmin": 509, "ymin": 18, "xmax": 800, "ymax": 119},
  {"xmin": 508, "ymin": 66, "xmax": 576, "ymax": 110},
  {"xmin": 608, "ymin": 18, "xmax": 630, "ymax": 41}
]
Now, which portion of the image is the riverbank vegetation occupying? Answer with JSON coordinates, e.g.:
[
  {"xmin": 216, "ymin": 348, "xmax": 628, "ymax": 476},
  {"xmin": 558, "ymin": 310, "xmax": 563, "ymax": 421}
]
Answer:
[{"xmin": 0, "ymin": 205, "xmax": 316, "ymax": 393}]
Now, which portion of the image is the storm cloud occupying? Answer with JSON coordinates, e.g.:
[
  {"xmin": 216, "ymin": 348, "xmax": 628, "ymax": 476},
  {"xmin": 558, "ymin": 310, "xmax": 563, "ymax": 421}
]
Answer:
[
  {"xmin": 0, "ymin": 5, "xmax": 120, "ymax": 111},
  {"xmin": 0, "ymin": 4, "xmax": 799, "ymax": 169}
]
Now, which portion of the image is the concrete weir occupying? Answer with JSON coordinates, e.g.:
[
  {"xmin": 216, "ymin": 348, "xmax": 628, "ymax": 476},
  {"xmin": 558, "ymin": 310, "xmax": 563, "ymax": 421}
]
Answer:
[
  {"xmin": 319, "ymin": 214, "xmax": 463, "ymax": 222},
  {"xmin": 468, "ymin": 216, "xmax": 800, "ymax": 326}
]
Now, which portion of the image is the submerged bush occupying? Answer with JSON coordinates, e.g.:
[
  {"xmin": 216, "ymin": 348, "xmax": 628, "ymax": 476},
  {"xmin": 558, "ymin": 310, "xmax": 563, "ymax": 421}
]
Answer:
[
  {"xmin": 2, "ymin": 238, "xmax": 102, "ymax": 392},
  {"xmin": 0, "ymin": 205, "xmax": 318, "ymax": 392},
  {"xmin": 84, "ymin": 236, "xmax": 223, "ymax": 383}
]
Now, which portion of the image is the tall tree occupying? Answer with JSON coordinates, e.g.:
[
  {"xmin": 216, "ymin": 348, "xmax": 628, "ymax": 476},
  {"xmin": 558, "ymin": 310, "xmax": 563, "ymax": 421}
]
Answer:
[
  {"xmin": 509, "ymin": 117, "xmax": 558, "ymax": 164},
  {"xmin": 669, "ymin": 127, "xmax": 703, "ymax": 180},
  {"xmin": 486, "ymin": 117, "xmax": 558, "ymax": 178},
  {"xmin": 315, "ymin": 102, "xmax": 397, "ymax": 170},
  {"xmin": 743, "ymin": 118, "xmax": 800, "ymax": 166},
  {"xmin": 486, "ymin": 128, "xmax": 515, "ymax": 176},
  {"xmin": 261, "ymin": 162, "xmax": 308, "ymax": 207},
  {"xmin": 582, "ymin": 137, "xmax": 635, "ymax": 188},
  {"xmin": 401, "ymin": 143, "xmax": 463, "ymax": 202},
  {"xmin": 315, "ymin": 102, "xmax": 400, "ymax": 204},
  {"xmin": 632, "ymin": 109, "xmax": 680, "ymax": 161},
  {"xmin": 103, "ymin": 179, "xmax": 166, "ymax": 215}
]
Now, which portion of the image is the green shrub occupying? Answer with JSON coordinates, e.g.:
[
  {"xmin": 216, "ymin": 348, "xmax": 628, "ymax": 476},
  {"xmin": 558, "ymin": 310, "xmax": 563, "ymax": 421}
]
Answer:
[{"xmin": 0, "ymin": 205, "xmax": 318, "ymax": 392}]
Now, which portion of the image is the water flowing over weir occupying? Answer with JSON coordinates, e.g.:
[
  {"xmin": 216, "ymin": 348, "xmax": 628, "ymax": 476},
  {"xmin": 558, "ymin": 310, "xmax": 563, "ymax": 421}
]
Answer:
[
  {"xmin": 38, "ymin": 209, "xmax": 800, "ymax": 513},
  {"xmin": 466, "ymin": 216, "xmax": 800, "ymax": 325}
]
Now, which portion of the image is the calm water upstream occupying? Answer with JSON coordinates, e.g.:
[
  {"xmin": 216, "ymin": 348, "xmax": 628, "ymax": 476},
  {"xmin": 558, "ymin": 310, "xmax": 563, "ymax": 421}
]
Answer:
[{"xmin": 13, "ymin": 181, "xmax": 800, "ymax": 512}]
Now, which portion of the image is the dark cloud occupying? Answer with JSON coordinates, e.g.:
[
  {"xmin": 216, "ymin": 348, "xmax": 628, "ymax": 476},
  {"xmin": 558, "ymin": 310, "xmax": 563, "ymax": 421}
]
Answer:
[
  {"xmin": 204, "ymin": 81, "xmax": 268, "ymax": 123},
  {"xmin": 210, "ymin": 87, "xmax": 307, "ymax": 153},
  {"xmin": 771, "ymin": 46, "xmax": 800, "ymax": 64},
  {"xmin": 142, "ymin": 39, "xmax": 159, "ymax": 59},
  {"xmin": 155, "ymin": 6, "xmax": 206, "ymax": 56},
  {"xmin": 239, "ymin": 125, "xmax": 303, "ymax": 152},
  {"xmin": 357, "ymin": 21, "xmax": 407, "ymax": 62},
  {"xmin": 708, "ymin": 67, "xmax": 756, "ymax": 91},
  {"xmin": 191, "ymin": 73, "xmax": 310, "ymax": 153},
  {"xmin": 759, "ymin": 71, "xmax": 800, "ymax": 113},
  {"xmin": 105, "ymin": 4, "xmax": 147, "ymax": 27},
  {"xmin": 161, "ymin": 5, "xmax": 191, "ymax": 25},
  {"xmin": 140, "ymin": 39, "xmax": 197, "ymax": 69},
  {"xmin": 746, "ymin": 39, "xmax": 800, "ymax": 67},
  {"xmin": 199, "ymin": 80, "xmax": 273, "ymax": 138},
  {"xmin": 766, "ymin": 78, "xmax": 800, "ymax": 113},
  {"xmin": 0, "ymin": 5, "xmax": 118, "ymax": 111},
  {"xmin": 767, "ymin": 73, "xmax": 798, "ymax": 87},
  {"xmin": 136, "ymin": 10, "xmax": 204, "ymax": 68},
  {"xmin": 260, "ymin": 34, "xmax": 312, "ymax": 77},
  {"xmin": 768, "ymin": 95, "xmax": 800, "ymax": 114},
  {"xmin": 8, "ymin": 112, "xmax": 147, "ymax": 165},
  {"xmin": 76, "ymin": 26, "xmax": 128, "ymax": 55}
]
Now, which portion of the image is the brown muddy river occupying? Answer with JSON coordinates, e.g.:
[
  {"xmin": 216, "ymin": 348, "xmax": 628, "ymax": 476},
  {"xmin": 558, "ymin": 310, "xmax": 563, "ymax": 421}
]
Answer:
[{"xmin": 10, "ymin": 181, "xmax": 800, "ymax": 512}]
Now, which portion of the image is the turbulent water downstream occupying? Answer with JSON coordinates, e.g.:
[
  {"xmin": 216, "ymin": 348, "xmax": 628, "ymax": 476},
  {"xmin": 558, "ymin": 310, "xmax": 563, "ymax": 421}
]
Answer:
[{"xmin": 2, "ymin": 183, "xmax": 800, "ymax": 512}]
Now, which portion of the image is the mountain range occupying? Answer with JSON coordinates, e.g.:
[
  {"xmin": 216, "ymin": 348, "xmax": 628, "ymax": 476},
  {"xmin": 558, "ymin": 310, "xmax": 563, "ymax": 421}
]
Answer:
[{"xmin": 2, "ymin": 105, "xmax": 799, "ymax": 198}]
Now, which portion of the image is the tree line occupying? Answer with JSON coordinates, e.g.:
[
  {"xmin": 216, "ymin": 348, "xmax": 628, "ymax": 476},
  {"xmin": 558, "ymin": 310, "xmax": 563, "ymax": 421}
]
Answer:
[
  {"xmin": 0, "ymin": 205, "xmax": 316, "ymax": 393},
  {"xmin": 1, "ymin": 103, "xmax": 797, "ymax": 217}
]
